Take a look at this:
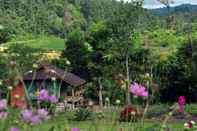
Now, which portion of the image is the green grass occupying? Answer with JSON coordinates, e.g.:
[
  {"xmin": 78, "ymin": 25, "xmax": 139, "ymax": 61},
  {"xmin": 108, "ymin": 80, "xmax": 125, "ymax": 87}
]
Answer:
[
  {"xmin": 2, "ymin": 109, "xmax": 185, "ymax": 131},
  {"xmin": 4, "ymin": 35, "xmax": 65, "ymax": 51}
]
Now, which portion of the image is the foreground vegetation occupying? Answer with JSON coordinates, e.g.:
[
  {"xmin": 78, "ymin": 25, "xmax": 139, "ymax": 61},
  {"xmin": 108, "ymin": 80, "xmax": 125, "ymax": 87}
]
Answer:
[
  {"xmin": 0, "ymin": 0, "xmax": 197, "ymax": 130},
  {"xmin": 0, "ymin": 106, "xmax": 191, "ymax": 131}
]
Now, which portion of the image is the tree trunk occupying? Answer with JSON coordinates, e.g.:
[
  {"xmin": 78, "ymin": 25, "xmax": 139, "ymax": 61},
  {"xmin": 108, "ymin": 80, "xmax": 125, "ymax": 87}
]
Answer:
[
  {"xmin": 126, "ymin": 53, "xmax": 131, "ymax": 105},
  {"xmin": 98, "ymin": 77, "xmax": 103, "ymax": 108}
]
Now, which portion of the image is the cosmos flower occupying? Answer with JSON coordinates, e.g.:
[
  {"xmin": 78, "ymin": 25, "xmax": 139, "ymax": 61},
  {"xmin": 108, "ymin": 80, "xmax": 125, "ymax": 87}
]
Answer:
[
  {"xmin": 30, "ymin": 115, "xmax": 41, "ymax": 125},
  {"xmin": 178, "ymin": 96, "xmax": 186, "ymax": 113},
  {"xmin": 37, "ymin": 109, "xmax": 49, "ymax": 120},
  {"xmin": 130, "ymin": 82, "xmax": 148, "ymax": 98},
  {"xmin": 184, "ymin": 120, "xmax": 195, "ymax": 129},
  {"xmin": 38, "ymin": 89, "xmax": 49, "ymax": 101},
  {"xmin": 10, "ymin": 127, "xmax": 20, "ymax": 131},
  {"xmin": 0, "ymin": 111, "xmax": 8, "ymax": 119},
  {"xmin": 0, "ymin": 99, "xmax": 7, "ymax": 111},
  {"xmin": 21, "ymin": 110, "xmax": 33, "ymax": 123},
  {"xmin": 49, "ymin": 95, "xmax": 58, "ymax": 103},
  {"xmin": 71, "ymin": 128, "xmax": 80, "ymax": 131}
]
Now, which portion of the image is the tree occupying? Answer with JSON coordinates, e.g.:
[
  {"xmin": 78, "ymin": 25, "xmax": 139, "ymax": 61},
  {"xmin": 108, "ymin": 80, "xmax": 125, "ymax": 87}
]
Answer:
[
  {"xmin": 157, "ymin": 0, "xmax": 174, "ymax": 28},
  {"xmin": 0, "ymin": 44, "xmax": 44, "ymax": 86},
  {"xmin": 105, "ymin": 1, "xmax": 143, "ymax": 105}
]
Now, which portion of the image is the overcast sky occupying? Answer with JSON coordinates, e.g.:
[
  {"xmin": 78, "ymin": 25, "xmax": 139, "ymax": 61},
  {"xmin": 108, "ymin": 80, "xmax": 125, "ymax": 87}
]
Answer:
[
  {"xmin": 118, "ymin": 0, "xmax": 197, "ymax": 9},
  {"xmin": 143, "ymin": 0, "xmax": 197, "ymax": 9}
]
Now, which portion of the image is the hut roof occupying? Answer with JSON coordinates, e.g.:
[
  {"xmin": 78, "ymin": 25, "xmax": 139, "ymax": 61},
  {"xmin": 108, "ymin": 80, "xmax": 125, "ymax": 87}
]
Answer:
[{"xmin": 23, "ymin": 64, "xmax": 86, "ymax": 87}]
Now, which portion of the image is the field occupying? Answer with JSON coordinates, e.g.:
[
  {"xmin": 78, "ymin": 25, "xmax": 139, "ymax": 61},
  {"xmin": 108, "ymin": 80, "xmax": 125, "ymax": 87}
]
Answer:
[{"xmin": 4, "ymin": 36, "xmax": 65, "ymax": 51}]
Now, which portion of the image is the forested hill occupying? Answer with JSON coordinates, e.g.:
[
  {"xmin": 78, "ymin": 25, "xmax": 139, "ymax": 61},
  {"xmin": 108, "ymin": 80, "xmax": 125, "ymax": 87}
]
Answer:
[
  {"xmin": 150, "ymin": 4, "xmax": 197, "ymax": 15},
  {"xmin": 0, "ymin": 0, "xmax": 197, "ymax": 102}
]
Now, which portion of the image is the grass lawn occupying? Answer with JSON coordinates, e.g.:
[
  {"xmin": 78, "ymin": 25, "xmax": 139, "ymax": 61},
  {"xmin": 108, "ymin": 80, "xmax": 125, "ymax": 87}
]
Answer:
[
  {"xmin": 3, "ymin": 109, "xmax": 185, "ymax": 131},
  {"xmin": 4, "ymin": 35, "xmax": 65, "ymax": 51},
  {"xmin": 18, "ymin": 118, "xmax": 183, "ymax": 131}
]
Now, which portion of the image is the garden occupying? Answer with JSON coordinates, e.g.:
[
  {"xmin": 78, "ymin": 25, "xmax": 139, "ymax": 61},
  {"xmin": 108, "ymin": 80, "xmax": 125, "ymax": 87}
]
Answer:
[{"xmin": 0, "ymin": 0, "xmax": 197, "ymax": 131}]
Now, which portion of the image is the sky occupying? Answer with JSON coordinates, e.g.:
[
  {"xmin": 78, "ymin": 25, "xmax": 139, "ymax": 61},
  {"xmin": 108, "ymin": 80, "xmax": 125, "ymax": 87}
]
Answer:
[
  {"xmin": 143, "ymin": 0, "xmax": 197, "ymax": 9},
  {"xmin": 118, "ymin": 0, "xmax": 197, "ymax": 9}
]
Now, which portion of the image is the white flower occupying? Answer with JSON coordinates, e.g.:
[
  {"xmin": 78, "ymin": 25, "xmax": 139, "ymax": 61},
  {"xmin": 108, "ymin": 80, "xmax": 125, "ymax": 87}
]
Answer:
[
  {"xmin": 0, "ymin": 25, "xmax": 4, "ymax": 30},
  {"xmin": 51, "ymin": 70, "xmax": 56, "ymax": 73},
  {"xmin": 184, "ymin": 123, "xmax": 188, "ymax": 127},
  {"xmin": 190, "ymin": 120, "xmax": 195, "ymax": 125},
  {"xmin": 7, "ymin": 86, "xmax": 13, "ymax": 90},
  {"xmin": 105, "ymin": 97, "xmax": 110, "ymax": 102},
  {"xmin": 0, "ymin": 80, "xmax": 2, "ymax": 86},
  {"xmin": 51, "ymin": 77, "xmax": 56, "ymax": 81},
  {"xmin": 66, "ymin": 60, "xmax": 71, "ymax": 65},
  {"xmin": 131, "ymin": 111, "xmax": 136, "ymax": 116},
  {"xmin": 184, "ymin": 123, "xmax": 189, "ymax": 129},
  {"xmin": 28, "ymin": 70, "xmax": 33, "ymax": 73},
  {"xmin": 145, "ymin": 73, "xmax": 150, "ymax": 77},
  {"xmin": 115, "ymin": 99, "xmax": 121, "ymax": 105}
]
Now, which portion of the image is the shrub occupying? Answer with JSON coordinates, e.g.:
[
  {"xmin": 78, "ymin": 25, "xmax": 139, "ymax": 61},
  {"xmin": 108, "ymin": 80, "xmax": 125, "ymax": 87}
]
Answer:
[
  {"xmin": 0, "ymin": 26, "xmax": 12, "ymax": 44},
  {"xmin": 95, "ymin": 110, "xmax": 105, "ymax": 120},
  {"xmin": 74, "ymin": 108, "xmax": 92, "ymax": 121},
  {"xmin": 119, "ymin": 105, "xmax": 142, "ymax": 122}
]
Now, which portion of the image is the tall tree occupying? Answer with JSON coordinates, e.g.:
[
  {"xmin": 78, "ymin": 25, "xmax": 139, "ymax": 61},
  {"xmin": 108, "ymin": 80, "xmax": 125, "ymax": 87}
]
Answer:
[
  {"xmin": 157, "ymin": 0, "xmax": 174, "ymax": 28},
  {"xmin": 105, "ymin": 0, "xmax": 143, "ymax": 105}
]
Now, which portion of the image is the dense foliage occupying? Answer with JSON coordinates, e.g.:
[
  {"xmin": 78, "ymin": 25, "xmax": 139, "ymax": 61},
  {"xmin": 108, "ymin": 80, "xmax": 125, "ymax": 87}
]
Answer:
[{"xmin": 0, "ymin": 0, "xmax": 197, "ymax": 104}]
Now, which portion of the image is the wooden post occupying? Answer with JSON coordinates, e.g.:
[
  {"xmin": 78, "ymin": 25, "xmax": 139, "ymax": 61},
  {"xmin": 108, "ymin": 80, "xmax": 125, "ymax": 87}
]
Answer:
[{"xmin": 72, "ymin": 88, "xmax": 75, "ymax": 110}]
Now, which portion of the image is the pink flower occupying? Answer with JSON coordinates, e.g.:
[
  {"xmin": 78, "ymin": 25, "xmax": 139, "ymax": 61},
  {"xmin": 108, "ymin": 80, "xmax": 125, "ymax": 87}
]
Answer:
[
  {"xmin": 49, "ymin": 95, "xmax": 58, "ymax": 103},
  {"xmin": 130, "ymin": 82, "xmax": 148, "ymax": 98},
  {"xmin": 0, "ymin": 99, "xmax": 7, "ymax": 111},
  {"xmin": 178, "ymin": 96, "xmax": 186, "ymax": 113},
  {"xmin": 71, "ymin": 128, "xmax": 80, "ymax": 131},
  {"xmin": 178, "ymin": 96, "xmax": 186, "ymax": 105},
  {"xmin": 0, "ymin": 111, "xmax": 8, "ymax": 119},
  {"xmin": 21, "ymin": 109, "xmax": 49, "ymax": 125},
  {"xmin": 21, "ymin": 110, "xmax": 33, "ymax": 123},
  {"xmin": 10, "ymin": 127, "xmax": 20, "ymax": 131},
  {"xmin": 184, "ymin": 121, "xmax": 195, "ymax": 129},
  {"xmin": 30, "ymin": 115, "xmax": 41, "ymax": 125},
  {"xmin": 37, "ymin": 109, "xmax": 49, "ymax": 120}
]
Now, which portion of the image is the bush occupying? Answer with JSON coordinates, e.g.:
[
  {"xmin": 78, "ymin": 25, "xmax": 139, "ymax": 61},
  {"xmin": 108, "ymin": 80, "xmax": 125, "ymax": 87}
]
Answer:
[
  {"xmin": 0, "ymin": 26, "xmax": 12, "ymax": 44},
  {"xmin": 74, "ymin": 108, "xmax": 93, "ymax": 121},
  {"xmin": 119, "ymin": 105, "xmax": 141, "ymax": 122},
  {"xmin": 95, "ymin": 110, "xmax": 105, "ymax": 120}
]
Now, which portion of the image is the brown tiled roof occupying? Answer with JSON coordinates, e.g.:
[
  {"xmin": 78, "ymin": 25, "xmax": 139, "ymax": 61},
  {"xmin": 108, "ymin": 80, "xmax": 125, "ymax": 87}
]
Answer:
[{"xmin": 23, "ymin": 64, "xmax": 86, "ymax": 87}]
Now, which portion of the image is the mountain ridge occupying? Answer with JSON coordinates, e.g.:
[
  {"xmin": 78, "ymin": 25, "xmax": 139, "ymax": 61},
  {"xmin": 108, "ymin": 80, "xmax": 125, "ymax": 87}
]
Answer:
[{"xmin": 149, "ymin": 4, "xmax": 197, "ymax": 15}]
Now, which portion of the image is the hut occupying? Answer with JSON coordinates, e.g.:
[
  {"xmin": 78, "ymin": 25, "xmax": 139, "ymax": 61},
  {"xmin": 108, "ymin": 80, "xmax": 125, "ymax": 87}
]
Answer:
[{"xmin": 11, "ymin": 64, "xmax": 86, "ymax": 108}]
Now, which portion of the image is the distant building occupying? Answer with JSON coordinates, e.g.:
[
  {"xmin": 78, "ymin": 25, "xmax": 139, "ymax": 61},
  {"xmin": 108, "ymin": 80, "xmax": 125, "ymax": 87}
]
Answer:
[{"xmin": 11, "ymin": 64, "xmax": 86, "ymax": 109}]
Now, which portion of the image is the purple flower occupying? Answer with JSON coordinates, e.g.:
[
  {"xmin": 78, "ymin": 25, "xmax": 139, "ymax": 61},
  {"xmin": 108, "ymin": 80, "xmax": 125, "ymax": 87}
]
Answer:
[
  {"xmin": 49, "ymin": 95, "xmax": 58, "ymax": 103},
  {"xmin": 21, "ymin": 110, "xmax": 33, "ymax": 123},
  {"xmin": 10, "ymin": 127, "xmax": 20, "ymax": 131},
  {"xmin": 37, "ymin": 109, "xmax": 49, "ymax": 120},
  {"xmin": 71, "ymin": 128, "xmax": 80, "ymax": 131},
  {"xmin": 0, "ymin": 111, "xmax": 8, "ymax": 119},
  {"xmin": 130, "ymin": 82, "xmax": 148, "ymax": 98},
  {"xmin": 0, "ymin": 99, "xmax": 7, "ymax": 111},
  {"xmin": 38, "ymin": 89, "xmax": 49, "ymax": 101},
  {"xmin": 30, "ymin": 115, "xmax": 41, "ymax": 125}
]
